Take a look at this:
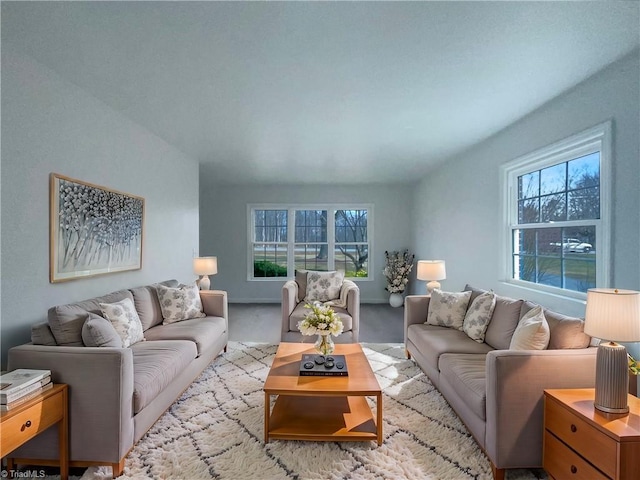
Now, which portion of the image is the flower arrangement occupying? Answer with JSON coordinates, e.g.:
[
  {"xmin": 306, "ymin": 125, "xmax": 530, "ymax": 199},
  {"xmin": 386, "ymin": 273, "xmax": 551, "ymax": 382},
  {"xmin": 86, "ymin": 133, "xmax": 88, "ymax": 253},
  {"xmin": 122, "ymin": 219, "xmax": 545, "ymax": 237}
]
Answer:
[
  {"xmin": 383, "ymin": 250, "xmax": 415, "ymax": 294},
  {"xmin": 297, "ymin": 302, "xmax": 344, "ymax": 337}
]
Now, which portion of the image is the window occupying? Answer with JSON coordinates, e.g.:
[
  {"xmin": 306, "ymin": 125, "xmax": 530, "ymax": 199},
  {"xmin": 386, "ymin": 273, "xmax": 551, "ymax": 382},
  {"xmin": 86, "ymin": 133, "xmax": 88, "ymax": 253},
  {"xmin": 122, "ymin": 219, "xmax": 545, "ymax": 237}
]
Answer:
[
  {"xmin": 249, "ymin": 205, "xmax": 372, "ymax": 280},
  {"xmin": 501, "ymin": 122, "xmax": 611, "ymax": 297}
]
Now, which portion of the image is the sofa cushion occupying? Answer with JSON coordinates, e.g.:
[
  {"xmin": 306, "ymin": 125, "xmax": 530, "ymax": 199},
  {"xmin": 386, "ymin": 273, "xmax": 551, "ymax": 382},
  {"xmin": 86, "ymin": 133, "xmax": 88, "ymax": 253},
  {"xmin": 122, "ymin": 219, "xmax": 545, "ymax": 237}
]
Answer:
[
  {"xmin": 295, "ymin": 270, "xmax": 308, "ymax": 302},
  {"xmin": 509, "ymin": 305, "xmax": 550, "ymax": 350},
  {"xmin": 288, "ymin": 302, "xmax": 353, "ymax": 334},
  {"xmin": 82, "ymin": 312, "xmax": 123, "ymax": 348},
  {"xmin": 304, "ymin": 271, "xmax": 344, "ymax": 302},
  {"xmin": 426, "ymin": 289, "xmax": 472, "ymax": 330},
  {"xmin": 438, "ymin": 353, "xmax": 487, "ymax": 421},
  {"xmin": 464, "ymin": 284, "xmax": 489, "ymax": 305},
  {"xmin": 463, "ymin": 291, "xmax": 497, "ymax": 343},
  {"xmin": 130, "ymin": 340, "xmax": 198, "ymax": 413},
  {"xmin": 130, "ymin": 280, "xmax": 179, "ymax": 331},
  {"xmin": 100, "ymin": 297, "xmax": 145, "ymax": 347},
  {"xmin": 484, "ymin": 296, "xmax": 524, "ymax": 350},
  {"xmin": 156, "ymin": 283, "xmax": 206, "ymax": 324},
  {"xmin": 407, "ymin": 324, "xmax": 493, "ymax": 371},
  {"xmin": 143, "ymin": 316, "xmax": 226, "ymax": 356},
  {"xmin": 31, "ymin": 322, "xmax": 58, "ymax": 346},
  {"xmin": 545, "ymin": 310, "xmax": 591, "ymax": 349},
  {"xmin": 48, "ymin": 289, "xmax": 133, "ymax": 346}
]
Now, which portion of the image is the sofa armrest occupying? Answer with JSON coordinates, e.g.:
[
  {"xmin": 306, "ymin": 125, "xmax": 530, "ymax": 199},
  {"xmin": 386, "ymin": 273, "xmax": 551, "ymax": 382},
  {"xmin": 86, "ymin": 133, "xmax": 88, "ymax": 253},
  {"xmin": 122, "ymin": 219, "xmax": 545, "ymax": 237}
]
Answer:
[
  {"xmin": 200, "ymin": 289, "xmax": 228, "ymax": 320},
  {"xmin": 7, "ymin": 344, "xmax": 135, "ymax": 464},
  {"xmin": 404, "ymin": 295, "xmax": 430, "ymax": 346},
  {"xmin": 281, "ymin": 280, "xmax": 299, "ymax": 337},
  {"xmin": 485, "ymin": 347, "xmax": 598, "ymax": 469},
  {"xmin": 346, "ymin": 284, "xmax": 360, "ymax": 342}
]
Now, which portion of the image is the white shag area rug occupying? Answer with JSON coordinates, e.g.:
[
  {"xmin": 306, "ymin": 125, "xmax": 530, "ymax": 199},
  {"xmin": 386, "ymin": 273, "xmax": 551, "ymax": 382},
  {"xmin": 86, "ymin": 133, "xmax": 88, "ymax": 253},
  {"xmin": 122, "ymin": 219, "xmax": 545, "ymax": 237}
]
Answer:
[{"xmin": 68, "ymin": 342, "xmax": 546, "ymax": 480}]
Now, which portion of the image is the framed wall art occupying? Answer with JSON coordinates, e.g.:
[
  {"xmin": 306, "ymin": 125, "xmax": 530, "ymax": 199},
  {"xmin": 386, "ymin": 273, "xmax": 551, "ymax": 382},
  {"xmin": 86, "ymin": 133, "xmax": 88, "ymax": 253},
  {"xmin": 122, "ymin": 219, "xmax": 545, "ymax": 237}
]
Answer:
[{"xmin": 50, "ymin": 173, "xmax": 144, "ymax": 282}]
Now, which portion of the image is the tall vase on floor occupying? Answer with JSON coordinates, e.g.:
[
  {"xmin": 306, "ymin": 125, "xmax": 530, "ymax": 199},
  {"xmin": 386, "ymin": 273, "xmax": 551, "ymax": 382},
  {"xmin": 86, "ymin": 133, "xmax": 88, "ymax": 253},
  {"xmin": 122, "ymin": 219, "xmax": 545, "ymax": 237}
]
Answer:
[{"xmin": 389, "ymin": 292, "xmax": 404, "ymax": 308}]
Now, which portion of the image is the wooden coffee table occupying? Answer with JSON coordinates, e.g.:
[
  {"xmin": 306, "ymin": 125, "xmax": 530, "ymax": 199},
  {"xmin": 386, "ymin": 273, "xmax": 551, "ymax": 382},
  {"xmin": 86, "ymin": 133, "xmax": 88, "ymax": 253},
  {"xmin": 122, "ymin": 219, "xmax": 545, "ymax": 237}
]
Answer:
[{"xmin": 263, "ymin": 342, "xmax": 382, "ymax": 445}]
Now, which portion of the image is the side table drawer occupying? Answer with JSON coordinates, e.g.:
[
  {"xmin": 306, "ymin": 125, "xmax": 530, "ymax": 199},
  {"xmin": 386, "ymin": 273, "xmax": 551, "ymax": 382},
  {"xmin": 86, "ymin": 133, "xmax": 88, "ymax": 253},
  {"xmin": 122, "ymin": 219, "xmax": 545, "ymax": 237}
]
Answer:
[
  {"xmin": 544, "ymin": 431, "xmax": 609, "ymax": 480},
  {"xmin": 0, "ymin": 390, "xmax": 63, "ymax": 456},
  {"xmin": 545, "ymin": 396, "xmax": 616, "ymax": 478}
]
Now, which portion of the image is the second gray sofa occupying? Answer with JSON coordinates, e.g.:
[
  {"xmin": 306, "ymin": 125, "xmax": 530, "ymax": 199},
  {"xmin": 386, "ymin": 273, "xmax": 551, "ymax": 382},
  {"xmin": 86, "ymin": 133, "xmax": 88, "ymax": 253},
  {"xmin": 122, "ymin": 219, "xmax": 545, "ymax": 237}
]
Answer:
[{"xmin": 405, "ymin": 285, "xmax": 598, "ymax": 480}]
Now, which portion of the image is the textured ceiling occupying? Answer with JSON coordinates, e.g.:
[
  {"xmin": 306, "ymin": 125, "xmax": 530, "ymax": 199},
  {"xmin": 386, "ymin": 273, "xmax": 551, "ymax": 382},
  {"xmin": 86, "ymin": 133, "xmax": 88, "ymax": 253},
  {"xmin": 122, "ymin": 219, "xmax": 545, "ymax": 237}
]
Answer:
[{"xmin": 3, "ymin": 1, "xmax": 639, "ymax": 185}]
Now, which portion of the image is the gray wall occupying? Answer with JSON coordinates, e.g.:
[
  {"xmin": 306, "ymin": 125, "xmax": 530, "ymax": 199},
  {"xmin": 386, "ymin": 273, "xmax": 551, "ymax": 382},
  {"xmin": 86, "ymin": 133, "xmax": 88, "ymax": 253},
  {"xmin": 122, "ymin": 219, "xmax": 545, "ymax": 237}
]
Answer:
[
  {"xmin": 199, "ymin": 182, "xmax": 413, "ymax": 303},
  {"xmin": 0, "ymin": 46, "xmax": 201, "ymax": 367},
  {"xmin": 411, "ymin": 51, "xmax": 640, "ymax": 320}
]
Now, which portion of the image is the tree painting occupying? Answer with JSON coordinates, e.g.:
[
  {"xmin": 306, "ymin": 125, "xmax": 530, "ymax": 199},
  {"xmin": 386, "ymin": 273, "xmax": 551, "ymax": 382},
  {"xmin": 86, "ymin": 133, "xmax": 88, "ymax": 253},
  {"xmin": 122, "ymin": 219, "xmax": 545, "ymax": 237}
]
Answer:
[{"xmin": 51, "ymin": 174, "xmax": 143, "ymax": 282}]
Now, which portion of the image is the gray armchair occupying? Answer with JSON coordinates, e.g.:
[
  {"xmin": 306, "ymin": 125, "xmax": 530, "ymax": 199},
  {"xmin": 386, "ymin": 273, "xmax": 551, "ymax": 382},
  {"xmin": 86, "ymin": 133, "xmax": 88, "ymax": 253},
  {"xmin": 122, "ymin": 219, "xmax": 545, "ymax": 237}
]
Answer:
[{"xmin": 281, "ymin": 274, "xmax": 360, "ymax": 343}]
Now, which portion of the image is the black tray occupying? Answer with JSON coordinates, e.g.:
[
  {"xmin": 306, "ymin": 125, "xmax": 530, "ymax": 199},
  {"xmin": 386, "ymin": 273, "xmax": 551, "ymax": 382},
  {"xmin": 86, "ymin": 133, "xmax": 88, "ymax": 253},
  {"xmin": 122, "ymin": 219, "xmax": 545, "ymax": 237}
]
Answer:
[{"xmin": 299, "ymin": 354, "xmax": 349, "ymax": 376}]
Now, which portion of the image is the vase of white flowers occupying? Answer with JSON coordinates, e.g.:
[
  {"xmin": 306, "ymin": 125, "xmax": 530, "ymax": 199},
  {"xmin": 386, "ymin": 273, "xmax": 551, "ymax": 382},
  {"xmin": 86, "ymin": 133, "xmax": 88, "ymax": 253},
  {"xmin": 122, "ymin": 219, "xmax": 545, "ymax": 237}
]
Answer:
[
  {"xmin": 297, "ymin": 302, "xmax": 344, "ymax": 355},
  {"xmin": 383, "ymin": 250, "xmax": 415, "ymax": 307}
]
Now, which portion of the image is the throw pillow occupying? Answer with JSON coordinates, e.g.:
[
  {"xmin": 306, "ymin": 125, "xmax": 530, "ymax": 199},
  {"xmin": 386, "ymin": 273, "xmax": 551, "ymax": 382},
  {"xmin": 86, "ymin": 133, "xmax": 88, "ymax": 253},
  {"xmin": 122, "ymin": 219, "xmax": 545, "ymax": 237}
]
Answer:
[
  {"xmin": 82, "ymin": 312, "xmax": 123, "ymax": 348},
  {"xmin": 462, "ymin": 291, "xmax": 497, "ymax": 342},
  {"xmin": 99, "ymin": 298, "xmax": 145, "ymax": 347},
  {"xmin": 426, "ymin": 289, "xmax": 472, "ymax": 330},
  {"xmin": 509, "ymin": 305, "xmax": 550, "ymax": 350},
  {"xmin": 304, "ymin": 271, "xmax": 344, "ymax": 302},
  {"xmin": 156, "ymin": 282, "xmax": 206, "ymax": 324}
]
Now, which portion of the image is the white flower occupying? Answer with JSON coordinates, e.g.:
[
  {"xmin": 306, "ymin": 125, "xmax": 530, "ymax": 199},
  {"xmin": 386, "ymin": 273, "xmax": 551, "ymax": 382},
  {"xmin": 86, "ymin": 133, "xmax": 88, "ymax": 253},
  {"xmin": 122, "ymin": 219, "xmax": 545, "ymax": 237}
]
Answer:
[
  {"xmin": 383, "ymin": 250, "xmax": 415, "ymax": 294},
  {"xmin": 298, "ymin": 303, "xmax": 343, "ymax": 338}
]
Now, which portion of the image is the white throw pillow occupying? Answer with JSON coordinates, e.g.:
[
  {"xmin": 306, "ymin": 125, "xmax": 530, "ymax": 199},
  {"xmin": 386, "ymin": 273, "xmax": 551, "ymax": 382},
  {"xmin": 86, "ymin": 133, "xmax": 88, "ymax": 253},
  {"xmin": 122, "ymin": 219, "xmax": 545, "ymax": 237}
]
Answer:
[
  {"xmin": 426, "ymin": 289, "xmax": 472, "ymax": 330},
  {"xmin": 509, "ymin": 305, "xmax": 550, "ymax": 350},
  {"xmin": 463, "ymin": 291, "xmax": 497, "ymax": 342},
  {"xmin": 304, "ymin": 271, "xmax": 344, "ymax": 302},
  {"xmin": 99, "ymin": 297, "xmax": 145, "ymax": 347},
  {"xmin": 156, "ymin": 282, "xmax": 206, "ymax": 324}
]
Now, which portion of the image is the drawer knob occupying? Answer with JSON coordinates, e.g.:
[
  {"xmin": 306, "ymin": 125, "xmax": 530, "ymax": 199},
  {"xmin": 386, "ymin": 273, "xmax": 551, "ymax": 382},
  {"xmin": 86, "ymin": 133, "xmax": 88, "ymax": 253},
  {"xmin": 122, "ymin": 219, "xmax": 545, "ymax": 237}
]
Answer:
[
  {"xmin": 571, "ymin": 465, "xmax": 578, "ymax": 474},
  {"xmin": 570, "ymin": 424, "xmax": 577, "ymax": 433},
  {"xmin": 21, "ymin": 420, "xmax": 32, "ymax": 431}
]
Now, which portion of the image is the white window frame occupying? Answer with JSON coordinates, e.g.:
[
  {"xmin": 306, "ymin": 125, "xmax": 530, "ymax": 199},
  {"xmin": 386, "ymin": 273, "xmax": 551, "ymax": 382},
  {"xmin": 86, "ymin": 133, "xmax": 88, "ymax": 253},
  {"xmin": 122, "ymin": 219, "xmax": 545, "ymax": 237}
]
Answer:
[
  {"xmin": 500, "ymin": 121, "xmax": 612, "ymax": 300},
  {"xmin": 247, "ymin": 204, "xmax": 374, "ymax": 281}
]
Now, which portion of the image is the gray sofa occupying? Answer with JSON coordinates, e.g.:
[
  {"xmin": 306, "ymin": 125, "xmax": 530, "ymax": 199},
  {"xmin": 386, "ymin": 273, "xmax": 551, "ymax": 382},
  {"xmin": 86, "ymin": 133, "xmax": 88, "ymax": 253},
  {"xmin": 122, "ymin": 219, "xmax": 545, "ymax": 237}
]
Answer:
[
  {"xmin": 7, "ymin": 280, "xmax": 228, "ymax": 477},
  {"xmin": 404, "ymin": 285, "xmax": 598, "ymax": 480}
]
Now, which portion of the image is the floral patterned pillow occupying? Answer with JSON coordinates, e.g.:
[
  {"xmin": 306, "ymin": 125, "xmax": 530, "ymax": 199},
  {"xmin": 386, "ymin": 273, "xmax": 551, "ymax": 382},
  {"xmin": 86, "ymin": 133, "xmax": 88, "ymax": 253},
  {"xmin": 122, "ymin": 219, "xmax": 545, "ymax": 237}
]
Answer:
[
  {"xmin": 462, "ymin": 291, "xmax": 497, "ymax": 342},
  {"xmin": 426, "ymin": 289, "xmax": 472, "ymax": 330},
  {"xmin": 304, "ymin": 271, "xmax": 344, "ymax": 302},
  {"xmin": 156, "ymin": 283, "xmax": 206, "ymax": 324},
  {"xmin": 99, "ymin": 297, "xmax": 145, "ymax": 347}
]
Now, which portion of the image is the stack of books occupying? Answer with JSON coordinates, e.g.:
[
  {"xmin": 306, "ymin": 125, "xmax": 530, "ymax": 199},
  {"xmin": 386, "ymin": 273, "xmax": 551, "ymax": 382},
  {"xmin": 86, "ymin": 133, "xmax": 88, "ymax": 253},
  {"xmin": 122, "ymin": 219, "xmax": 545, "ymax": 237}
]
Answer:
[{"xmin": 0, "ymin": 369, "xmax": 52, "ymax": 411}]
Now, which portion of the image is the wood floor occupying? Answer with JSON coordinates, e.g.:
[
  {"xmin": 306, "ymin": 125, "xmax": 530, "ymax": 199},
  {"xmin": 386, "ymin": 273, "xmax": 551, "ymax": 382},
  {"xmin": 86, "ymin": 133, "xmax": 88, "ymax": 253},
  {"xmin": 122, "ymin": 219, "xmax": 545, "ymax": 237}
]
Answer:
[{"xmin": 228, "ymin": 303, "xmax": 405, "ymax": 344}]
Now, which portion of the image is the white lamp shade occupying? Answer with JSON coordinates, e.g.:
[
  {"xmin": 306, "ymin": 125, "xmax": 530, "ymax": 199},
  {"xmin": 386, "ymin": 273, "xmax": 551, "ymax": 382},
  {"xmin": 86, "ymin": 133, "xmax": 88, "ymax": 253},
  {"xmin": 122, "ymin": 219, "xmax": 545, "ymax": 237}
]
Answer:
[
  {"xmin": 416, "ymin": 260, "xmax": 446, "ymax": 281},
  {"xmin": 193, "ymin": 256, "xmax": 218, "ymax": 276},
  {"xmin": 584, "ymin": 288, "xmax": 640, "ymax": 342}
]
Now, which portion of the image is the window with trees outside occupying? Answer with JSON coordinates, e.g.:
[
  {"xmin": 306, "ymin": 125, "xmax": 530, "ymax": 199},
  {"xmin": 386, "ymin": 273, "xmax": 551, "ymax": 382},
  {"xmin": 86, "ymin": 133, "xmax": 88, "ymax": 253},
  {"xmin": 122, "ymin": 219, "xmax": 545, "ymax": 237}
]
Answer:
[
  {"xmin": 249, "ymin": 205, "xmax": 371, "ymax": 280},
  {"xmin": 501, "ymin": 122, "xmax": 611, "ymax": 298}
]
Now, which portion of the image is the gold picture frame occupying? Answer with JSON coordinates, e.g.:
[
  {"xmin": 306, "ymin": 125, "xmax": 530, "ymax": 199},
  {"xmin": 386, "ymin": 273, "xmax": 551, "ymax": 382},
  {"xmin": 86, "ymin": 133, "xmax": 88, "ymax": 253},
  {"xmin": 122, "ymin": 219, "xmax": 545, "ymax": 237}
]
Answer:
[{"xmin": 50, "ymin": 173, "xmax": 144, "ymax": 282}]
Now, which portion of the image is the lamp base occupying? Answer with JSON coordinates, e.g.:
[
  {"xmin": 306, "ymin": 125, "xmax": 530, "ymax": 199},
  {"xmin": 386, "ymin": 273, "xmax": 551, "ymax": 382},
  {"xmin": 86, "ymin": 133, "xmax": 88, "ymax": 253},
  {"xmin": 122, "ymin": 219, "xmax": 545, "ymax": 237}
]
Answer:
[
  {"xmin": 594, "ymin": 342, "xmax": 629, "ymax": 414},
  {"xmin": 426, "ymin": 281, "xmax": 441, "ymax": 294},
  {"xmin": 199, "ymin": 275, "xmax": 211, "ymax": 291}
]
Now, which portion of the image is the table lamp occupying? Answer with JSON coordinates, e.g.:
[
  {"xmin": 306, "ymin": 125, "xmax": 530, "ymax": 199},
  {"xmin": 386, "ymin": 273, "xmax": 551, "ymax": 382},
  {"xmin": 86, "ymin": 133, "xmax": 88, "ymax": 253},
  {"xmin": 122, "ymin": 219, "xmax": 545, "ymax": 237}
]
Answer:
[
  {"xmin": 193, "ymin": 256, "xmax": 218, "ymax": 290},
  {"xmin": 416, "ymin": 260, "xmax": 446, "ymax": 294},
  {"xmin": 584, "ymin": 288, "xmax": 640, "ymax": 414}
]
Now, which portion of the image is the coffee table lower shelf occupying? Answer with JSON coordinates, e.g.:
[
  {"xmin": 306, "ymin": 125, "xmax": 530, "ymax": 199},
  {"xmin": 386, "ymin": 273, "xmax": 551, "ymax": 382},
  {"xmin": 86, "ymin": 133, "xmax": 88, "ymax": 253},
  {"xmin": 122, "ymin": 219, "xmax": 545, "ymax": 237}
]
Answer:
[{"xmin": 265, "ymin": 395, "xmax": 381, "ymax": 444}]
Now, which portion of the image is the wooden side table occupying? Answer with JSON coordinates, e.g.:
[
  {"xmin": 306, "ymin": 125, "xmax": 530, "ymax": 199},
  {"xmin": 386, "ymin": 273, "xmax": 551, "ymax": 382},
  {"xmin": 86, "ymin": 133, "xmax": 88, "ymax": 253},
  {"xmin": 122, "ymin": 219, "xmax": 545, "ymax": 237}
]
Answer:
[
  {"xmin": 1, "ymin": 384, "xmax": 68, "ymax": 480},
  {"xmin": 543, "ymin": 388, "xmax": 640, "ymax": 480}
]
